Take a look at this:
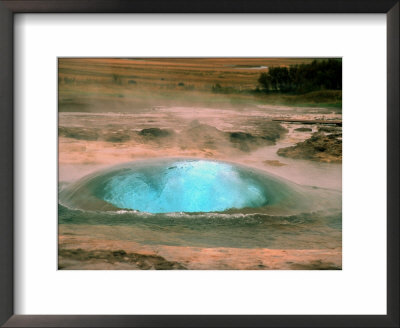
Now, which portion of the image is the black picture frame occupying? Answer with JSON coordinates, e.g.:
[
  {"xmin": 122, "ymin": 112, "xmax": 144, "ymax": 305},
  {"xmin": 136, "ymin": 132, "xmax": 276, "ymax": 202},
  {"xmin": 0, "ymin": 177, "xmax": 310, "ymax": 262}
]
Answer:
[{"xmin": 0, "ymin": 1, "xmax": 398, "ymax": 327}]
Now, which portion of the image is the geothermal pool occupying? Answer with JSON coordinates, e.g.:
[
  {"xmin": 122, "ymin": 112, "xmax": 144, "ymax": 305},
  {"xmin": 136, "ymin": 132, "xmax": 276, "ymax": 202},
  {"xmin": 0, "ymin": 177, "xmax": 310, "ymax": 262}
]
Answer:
[
  {"xmin": 59, "ymin": 158, "xmax": 338, "ymax": 215},
  {"xmin": 58, "ymin": 158, "xmax": 342, "ymax": 269}
]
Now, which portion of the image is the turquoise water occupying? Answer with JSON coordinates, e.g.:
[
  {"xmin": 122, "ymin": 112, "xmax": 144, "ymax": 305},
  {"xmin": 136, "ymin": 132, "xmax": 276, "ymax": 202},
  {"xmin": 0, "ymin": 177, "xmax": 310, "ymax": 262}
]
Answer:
[{"xmin": 101, "ymin": 160, "xmax": 267, "ymax": 213}]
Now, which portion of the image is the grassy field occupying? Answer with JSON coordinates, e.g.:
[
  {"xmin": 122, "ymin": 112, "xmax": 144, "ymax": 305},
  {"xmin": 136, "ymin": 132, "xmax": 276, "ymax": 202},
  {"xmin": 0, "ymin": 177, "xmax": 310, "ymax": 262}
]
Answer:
[{"xmin": 59, "ymin": 58, "xmax": 342, "ymax": 112}]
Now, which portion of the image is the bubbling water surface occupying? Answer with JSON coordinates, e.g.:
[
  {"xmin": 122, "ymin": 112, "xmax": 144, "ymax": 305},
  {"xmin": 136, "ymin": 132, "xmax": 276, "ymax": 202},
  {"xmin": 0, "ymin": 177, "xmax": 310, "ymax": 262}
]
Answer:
[{"xmin": 101, "ymin": 160, "xmax": 268, "ymax": 213}]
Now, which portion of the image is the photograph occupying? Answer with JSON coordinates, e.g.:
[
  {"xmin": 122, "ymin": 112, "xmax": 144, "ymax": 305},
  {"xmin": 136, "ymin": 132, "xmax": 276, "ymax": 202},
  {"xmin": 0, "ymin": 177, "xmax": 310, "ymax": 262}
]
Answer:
[{"xmin": 58, "ymin": 57, "xmax": 342, "ymax": 270}]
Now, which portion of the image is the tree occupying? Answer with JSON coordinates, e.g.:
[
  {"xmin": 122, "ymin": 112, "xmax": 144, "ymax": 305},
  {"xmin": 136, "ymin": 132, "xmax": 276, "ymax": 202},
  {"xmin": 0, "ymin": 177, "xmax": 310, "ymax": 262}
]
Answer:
[{"xmin": 257, "ymin": 59, "xmax": 342, "ymax": 94}]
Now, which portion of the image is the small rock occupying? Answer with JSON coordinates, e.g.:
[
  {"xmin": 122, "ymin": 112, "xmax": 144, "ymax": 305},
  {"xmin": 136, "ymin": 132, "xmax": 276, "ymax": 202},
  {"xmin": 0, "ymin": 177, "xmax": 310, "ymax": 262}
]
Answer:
[{"xmin": 263, "ymin": 160, "xmax": 287, "ymax": 167}]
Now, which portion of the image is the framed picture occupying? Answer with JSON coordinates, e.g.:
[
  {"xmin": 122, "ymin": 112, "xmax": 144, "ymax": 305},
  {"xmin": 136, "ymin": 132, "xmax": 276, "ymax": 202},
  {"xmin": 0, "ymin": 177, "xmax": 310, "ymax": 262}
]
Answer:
[{"xmin": 1, "ymin": 0, "xmax": 398, "ymax": 327}]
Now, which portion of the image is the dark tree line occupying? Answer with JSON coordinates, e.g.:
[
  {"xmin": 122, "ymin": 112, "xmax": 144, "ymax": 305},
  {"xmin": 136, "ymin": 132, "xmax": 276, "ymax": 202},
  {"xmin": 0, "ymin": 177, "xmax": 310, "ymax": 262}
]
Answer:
[{"xmin": 258, "ymin": 59, "xmax": 342, "ymax": 93}]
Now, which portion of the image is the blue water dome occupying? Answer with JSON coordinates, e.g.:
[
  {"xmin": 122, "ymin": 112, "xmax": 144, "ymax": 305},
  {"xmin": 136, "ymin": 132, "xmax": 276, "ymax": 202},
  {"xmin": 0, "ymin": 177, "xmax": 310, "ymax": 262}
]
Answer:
[{"xmin": 101, "ymin": 160, "xmax": 268, "ymax": 213}]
